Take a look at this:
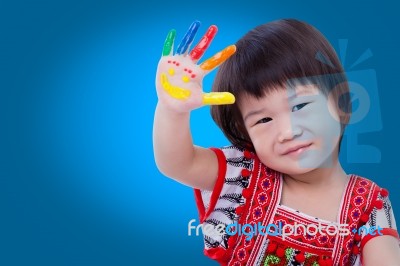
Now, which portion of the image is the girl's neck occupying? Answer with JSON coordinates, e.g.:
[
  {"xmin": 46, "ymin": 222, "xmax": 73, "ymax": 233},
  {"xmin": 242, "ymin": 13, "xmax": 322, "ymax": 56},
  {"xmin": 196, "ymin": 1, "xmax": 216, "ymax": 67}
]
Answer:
[{"xmin": 283, "ymin": 156, "xmax": 348, "ymax": 191}]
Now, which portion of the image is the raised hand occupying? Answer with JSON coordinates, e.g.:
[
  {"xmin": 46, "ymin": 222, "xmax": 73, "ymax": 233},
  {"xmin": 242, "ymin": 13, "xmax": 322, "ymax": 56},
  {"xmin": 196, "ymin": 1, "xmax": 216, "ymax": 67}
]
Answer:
[{"xmin": 155, "ymin": 21, "xmax": 236, "ymax": 113}]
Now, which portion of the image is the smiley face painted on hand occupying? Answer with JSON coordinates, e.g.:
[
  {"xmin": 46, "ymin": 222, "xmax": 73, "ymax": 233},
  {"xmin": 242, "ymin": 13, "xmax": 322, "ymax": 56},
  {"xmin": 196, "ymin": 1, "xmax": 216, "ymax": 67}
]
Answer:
[{"xmin": 159, "ymin": 55, "xmax": 202, "ymax": 100}]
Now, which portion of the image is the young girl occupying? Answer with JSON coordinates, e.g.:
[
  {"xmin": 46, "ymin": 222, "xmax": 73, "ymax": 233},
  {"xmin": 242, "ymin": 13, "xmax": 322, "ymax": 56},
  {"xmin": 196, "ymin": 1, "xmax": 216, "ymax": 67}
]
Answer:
[{"xmin": 153, "ymin": 19, "xmax": 400, "ymax": 265}]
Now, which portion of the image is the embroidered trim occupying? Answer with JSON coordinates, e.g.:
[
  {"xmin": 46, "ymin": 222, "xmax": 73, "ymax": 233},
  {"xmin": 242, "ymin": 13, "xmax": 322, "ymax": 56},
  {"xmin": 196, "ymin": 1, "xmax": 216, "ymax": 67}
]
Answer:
[{"xmin": 194, "ymin": 148, "xmax": 227, "ymax": 222}]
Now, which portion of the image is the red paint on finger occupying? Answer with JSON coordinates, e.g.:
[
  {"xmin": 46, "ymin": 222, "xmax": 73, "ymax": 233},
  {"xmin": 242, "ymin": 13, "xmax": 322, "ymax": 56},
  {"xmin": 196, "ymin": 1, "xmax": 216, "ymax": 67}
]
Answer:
[{"xmin": 190, "ymin": 25, "xmax": 218, "ymax": 61}]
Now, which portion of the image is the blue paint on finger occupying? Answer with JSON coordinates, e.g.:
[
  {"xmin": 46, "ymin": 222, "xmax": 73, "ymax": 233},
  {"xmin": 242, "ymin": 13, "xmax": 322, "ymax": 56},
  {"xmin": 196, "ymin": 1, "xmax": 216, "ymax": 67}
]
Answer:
[{"xmin": 176, "ymin": 21, "xmax": 201, "ymax": 55}]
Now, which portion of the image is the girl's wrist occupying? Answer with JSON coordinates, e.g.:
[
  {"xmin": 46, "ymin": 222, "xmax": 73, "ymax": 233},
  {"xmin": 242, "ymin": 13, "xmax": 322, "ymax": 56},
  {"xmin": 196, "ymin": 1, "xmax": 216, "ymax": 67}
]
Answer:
[{"xmin": 156, "ymin": 102, "xmax": 191, "ymax": 117}]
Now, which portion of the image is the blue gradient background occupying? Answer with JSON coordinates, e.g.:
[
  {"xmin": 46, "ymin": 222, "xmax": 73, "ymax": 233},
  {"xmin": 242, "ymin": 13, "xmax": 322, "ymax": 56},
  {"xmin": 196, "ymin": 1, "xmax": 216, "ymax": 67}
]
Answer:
[{"xmin": 1, "ymin": 0, "xmax": 398, "ymax": 265}]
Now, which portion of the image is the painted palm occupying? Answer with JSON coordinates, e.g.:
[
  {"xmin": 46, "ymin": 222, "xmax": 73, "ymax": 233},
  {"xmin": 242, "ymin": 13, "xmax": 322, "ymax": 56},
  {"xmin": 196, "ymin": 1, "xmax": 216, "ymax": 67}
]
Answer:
[{"xmin": 156, "ymin": 21, "xmax": 236, "ymax": 112}]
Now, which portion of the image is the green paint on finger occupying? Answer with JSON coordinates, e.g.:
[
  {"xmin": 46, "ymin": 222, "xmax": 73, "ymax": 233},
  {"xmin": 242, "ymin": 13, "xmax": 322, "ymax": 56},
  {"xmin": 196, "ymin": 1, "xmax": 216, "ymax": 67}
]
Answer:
[{"xmin": 162, "ymin": 29, "xmax": 176, "ymax": 56}]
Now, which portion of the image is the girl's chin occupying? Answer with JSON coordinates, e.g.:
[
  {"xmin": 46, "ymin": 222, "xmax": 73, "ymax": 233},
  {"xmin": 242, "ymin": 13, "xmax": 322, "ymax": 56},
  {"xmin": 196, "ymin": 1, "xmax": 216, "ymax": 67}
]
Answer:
[
  {"xmin": 280, "ymin": 169, "xmax": 316, "ymax": 176},
  {"xmin": 274, "ymin": 163, "xmax": 318, "ymax": 175}
]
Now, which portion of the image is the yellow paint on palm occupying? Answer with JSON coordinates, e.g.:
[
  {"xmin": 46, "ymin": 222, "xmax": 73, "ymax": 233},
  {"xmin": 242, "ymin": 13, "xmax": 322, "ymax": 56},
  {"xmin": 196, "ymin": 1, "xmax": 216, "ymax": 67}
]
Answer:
[
  {"xmin": 182, "ymin": 76, "xmax": 190, "ymax": 83},
  {"xmin": 202, "ymin": 92, "xmax": 235, "ymax": 105},
  {"xmin": 168, "ymin": 68, "xmax": 175, "ymax": 76},
  {"xmin": 200, "ymin": 45, "xmax": 236, "ymax": 71},
  {"xmin": 160, "ymin": 73, "xmax": 191, "ymax": 100}
]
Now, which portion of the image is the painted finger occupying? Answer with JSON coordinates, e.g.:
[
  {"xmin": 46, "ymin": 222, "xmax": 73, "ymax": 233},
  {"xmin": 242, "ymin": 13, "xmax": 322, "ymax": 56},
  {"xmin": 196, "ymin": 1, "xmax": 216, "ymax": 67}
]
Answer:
[
  {"xmin": 160, "ymin": 73, "xmax": 191, "ymax": 100},
  {"xmin": 200, "ymin": 45, "xmax": 236, "ymax": 71},
  {"xmin": 202, "ymin": 92, "xmax": 235, "ymax": 105},
  {"xmin": 189, "ymin": 25, "xmax": 217, "ymax": 61},
  {"xmin": 162, "ymin": 29, "xmax": 176, "ymax": 56},
  {"xmin": 176, "ymin": 21, "xmax": 201, "ymax": 55}
]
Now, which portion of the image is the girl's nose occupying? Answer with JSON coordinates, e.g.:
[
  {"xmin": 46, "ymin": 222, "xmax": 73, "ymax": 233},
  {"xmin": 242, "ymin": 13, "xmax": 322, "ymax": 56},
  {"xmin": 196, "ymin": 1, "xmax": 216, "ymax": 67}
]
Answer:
[{"xmin": 277, "ymin": 124, "xmax": 303, "ymax": 143}]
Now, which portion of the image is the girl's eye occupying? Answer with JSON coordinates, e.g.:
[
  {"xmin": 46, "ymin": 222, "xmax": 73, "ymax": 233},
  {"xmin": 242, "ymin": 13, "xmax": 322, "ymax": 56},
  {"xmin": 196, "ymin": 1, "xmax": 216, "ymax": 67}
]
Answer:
[
  {"xmin": 292, "ymin": 102, "xmax": 309, "ymax": 112},
  {"xmin": 256, "ymin": 117, "xmax": 272, "ymax": 125}
]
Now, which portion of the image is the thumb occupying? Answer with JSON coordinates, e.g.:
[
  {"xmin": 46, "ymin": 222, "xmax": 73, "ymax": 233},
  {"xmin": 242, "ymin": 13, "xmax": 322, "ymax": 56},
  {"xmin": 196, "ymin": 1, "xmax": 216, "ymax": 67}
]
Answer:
[{"xmin": 202, "ymin": 92, "xmax": 235, "ymax": 105}]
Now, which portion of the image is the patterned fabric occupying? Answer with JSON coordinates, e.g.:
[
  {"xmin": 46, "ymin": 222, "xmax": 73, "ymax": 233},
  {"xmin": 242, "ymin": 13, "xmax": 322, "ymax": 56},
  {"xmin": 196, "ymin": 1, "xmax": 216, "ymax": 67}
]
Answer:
[{"xmin": 194, "ymin": 146, "xmax": 399, "ymax": 266}]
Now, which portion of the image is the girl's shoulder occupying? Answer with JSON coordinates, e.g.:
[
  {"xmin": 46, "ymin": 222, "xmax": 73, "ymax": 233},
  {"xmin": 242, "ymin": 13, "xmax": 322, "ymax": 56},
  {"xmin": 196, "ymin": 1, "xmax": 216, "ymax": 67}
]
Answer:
[
  {"xmin": 215, "ymin": 145, "xmax": 275, "ymax": 172},
  {"xmin": 347, "ymin": 174, "xmax": 387, "ymax": 199},
  {"xmin": 339, "ymin": 174, "xmax": 393, "ymax": 231}
]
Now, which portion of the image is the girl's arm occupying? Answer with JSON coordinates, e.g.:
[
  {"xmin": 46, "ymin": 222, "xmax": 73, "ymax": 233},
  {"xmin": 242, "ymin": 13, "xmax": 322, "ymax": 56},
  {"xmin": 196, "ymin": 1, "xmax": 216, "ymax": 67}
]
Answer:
[
  {"xmin": 153, "ymin": 103, "xmax": 218, "ymax": 190},
  {"xmin": 153, "ymin": 21, "xmax": 236, "ymax": 190},
  {"xmin": 362, "ymin": 235, "xmax": 400, "ymax": 265}
]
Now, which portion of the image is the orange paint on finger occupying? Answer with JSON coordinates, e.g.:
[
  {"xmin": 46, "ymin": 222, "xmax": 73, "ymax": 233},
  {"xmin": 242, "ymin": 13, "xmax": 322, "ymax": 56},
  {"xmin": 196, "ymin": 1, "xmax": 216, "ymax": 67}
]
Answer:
[{"xmin": 200, "ymin": 45, "xmax": 236, "ymax": 71}]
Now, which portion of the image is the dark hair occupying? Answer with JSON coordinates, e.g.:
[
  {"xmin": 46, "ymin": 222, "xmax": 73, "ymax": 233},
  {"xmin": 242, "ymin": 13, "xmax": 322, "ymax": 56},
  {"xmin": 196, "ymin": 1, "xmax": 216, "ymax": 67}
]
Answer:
[{"xmin": 211, "ymin": 19, "xmax": 351, "ymax": 151}]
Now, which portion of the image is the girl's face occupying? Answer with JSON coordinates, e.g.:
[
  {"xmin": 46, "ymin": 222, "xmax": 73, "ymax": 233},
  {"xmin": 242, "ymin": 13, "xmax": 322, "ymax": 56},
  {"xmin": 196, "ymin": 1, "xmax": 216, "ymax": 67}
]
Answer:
[{"xmin": 239, "ymin": 84, "xmax": 342, "ymax": 175}]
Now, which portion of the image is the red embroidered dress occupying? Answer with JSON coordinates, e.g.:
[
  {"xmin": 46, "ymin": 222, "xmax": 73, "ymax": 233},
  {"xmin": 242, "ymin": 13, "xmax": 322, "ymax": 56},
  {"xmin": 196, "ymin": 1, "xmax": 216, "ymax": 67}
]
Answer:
[{"xmin": 194, "ymin": 146, "xmax": 399, "ymax": 266}]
